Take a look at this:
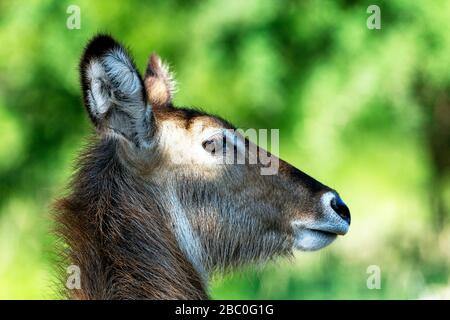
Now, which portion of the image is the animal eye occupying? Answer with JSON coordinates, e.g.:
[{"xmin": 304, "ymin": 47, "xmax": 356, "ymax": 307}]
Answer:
[
  {"xmin": 202, "ymin": 139, "xmax": 215, "ymax": 153},
  {"xmin": 202, "ymin": 136, "xmax": 226, "ymax": 155}
]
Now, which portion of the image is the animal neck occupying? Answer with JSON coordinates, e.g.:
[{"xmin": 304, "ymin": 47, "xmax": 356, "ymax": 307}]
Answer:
[{"xmin": 55, "ymin": 138, "xmax": 207, "ymax": 299}]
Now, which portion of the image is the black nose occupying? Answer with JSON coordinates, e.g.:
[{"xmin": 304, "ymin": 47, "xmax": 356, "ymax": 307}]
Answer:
[{"xmin": 331, "ymin": 196, "xmax": 351, "ymax": 225}]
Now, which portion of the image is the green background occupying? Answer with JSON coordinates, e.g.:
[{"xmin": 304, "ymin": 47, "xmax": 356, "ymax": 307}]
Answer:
[{"xmin": 0, "ymin": 0, "xmax": 449, "ymax": 299}]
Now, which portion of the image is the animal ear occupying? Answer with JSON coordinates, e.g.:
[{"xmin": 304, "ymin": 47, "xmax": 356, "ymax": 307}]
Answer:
[
  {"xmin": 144, "ymin": 53, "xmax": 176, "ymax": 108},
  {"xmin": 80, "ymin": 34, "xmax": 153, "ymax": 147}
]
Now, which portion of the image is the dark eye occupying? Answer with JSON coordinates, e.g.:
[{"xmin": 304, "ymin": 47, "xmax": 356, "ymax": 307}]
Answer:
[{"xmin": 202, "ymin": 136, "xmax": 227, "ymax": 155}]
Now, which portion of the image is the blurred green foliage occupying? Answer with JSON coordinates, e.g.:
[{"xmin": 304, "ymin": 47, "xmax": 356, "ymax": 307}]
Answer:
[{"xmin": 0, "ymin": 0, "xmax": 449, "ymax": 299}]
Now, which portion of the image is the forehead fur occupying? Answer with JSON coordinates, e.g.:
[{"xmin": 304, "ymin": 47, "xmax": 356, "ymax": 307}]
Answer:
[{"xmin": 155, "ymin": 107, "xmax": 235, "ymax": 130}]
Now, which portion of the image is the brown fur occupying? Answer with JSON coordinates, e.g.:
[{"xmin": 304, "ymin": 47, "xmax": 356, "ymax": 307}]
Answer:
[{"xmin": 55, "ymin": 138, "xmax": 207, "ymax": 299}]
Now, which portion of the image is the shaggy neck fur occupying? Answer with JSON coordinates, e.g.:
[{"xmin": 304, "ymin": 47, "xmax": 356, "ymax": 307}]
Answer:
[{"xmin": 55, "ymin": 138, "xmax": 207, "ymax": 299}]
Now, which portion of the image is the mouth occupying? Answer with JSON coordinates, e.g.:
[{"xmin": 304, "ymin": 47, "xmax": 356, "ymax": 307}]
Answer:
[
  {"xmin": 291, "ymin": 222, "xmax": 349, "ymax": 251},
  {"xmin": 292, "ymin": 228, "xmax": 338, "ymax": 251},
  {"xmin": 310, "ymin": 229, "xmax": 338, "ymax": 237}
]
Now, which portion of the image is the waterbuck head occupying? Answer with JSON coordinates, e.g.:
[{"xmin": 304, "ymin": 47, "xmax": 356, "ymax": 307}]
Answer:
[{"xmin": 56, "ymin": 35, "xmax": 350, "ymax": 299}]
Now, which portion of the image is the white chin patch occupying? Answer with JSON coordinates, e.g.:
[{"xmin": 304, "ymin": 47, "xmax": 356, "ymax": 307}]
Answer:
[{"xmin": 293, "ymin": 229, "xmax": 337, "ymax": 251}]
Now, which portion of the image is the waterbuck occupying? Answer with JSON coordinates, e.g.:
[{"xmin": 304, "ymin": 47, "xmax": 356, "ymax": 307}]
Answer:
[{"xmin": 55, "ymin": 35, "xmax": 351, "ymax": 299}]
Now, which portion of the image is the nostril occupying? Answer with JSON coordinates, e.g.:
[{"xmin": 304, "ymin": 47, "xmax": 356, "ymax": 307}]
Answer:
[{"xmin": 331, "ymin": 196, "xmax": 351, "ymax": 225}]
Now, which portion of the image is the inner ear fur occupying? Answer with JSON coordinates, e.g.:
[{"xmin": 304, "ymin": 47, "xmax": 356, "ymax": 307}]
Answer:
[{"xmin": 79, "ymin": 34, "xmax": 153, "ymax": 147}]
